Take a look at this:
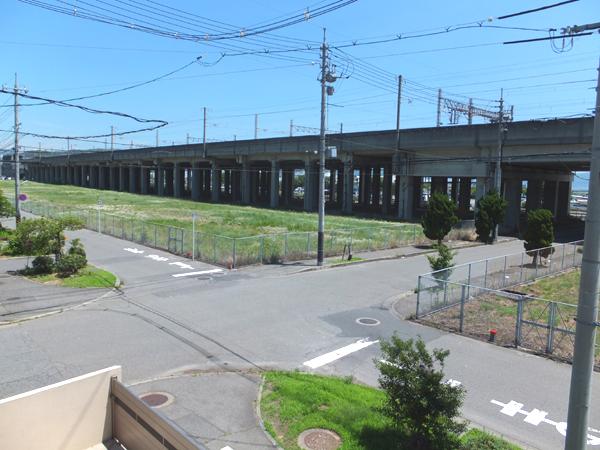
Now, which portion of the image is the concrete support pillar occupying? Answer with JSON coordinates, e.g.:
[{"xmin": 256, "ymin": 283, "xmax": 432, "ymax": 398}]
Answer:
[
  {"xmin": 364, "ymin": 167, "xmax": 372, "ymax": 208},
  {"xmin": 211, "ymin": 162, "xmax": 220, "ymax": 203},
  {"xmin": 231, "ymin": 168, "xmax": 241, "ymax": 202},
  {"xmin": 503, "ymin": 178, "xmax": 522, "ymax": 233},
  {"xmin": 525, "ymin": 180, "xmax": 543, "ymax": 211},
  {"xmin": 165, "ymin": 167, "xmax": 174, "ymax": 196},
  {"xmin": 397, "ymin": 176, "xmax": 414, "ymax": 220},
  {"xmin": 118, "ymin": 166, "xmax": 126, "ymax": 192},
  {"xmin": 140, "ymin": 165, "xmax": 149, "ymax": 195},
  {"xmin": 382, "ymin": 165, "xmax": 392, "ymax": 215},
  {"xmin": 81, "ymin": 166, "xmax": 86, "ymax": 187},
  {"xmin": 66, "ymin": 166, "xmax": 72, "ymax": 184},
  {"xmin": 191, "ymin": 163, "xmax": 201, "ymax": 201},
  {"xmin": 129, "ymin": 166, "xmax": 138, "ymax": 194},
  {"xmin": 557, "ymin": 180, "xmax": 571, "ymax": 218},
  {"xmin": 73, "ymin": 166, "xmax": 80, "ymax": 186},
  {"xmin": 542, "ymin": 180, "xmax": 558, "ymax": 215},
  {"xmin": 475, "ymin": 177, "xmax": 489, "ymax": 204},
  {"xmin": 90, "ymin": 166, "xmax": 99, "ymax": 189},
  {"xmin": 431, "ymin": 176, "xmax": 447, "ymax": 194},
  {"xmin": 304, "ymin": 160, "xmax": 316, "ymax": 212},
  {"xmin": 451, "ymin": 178, "xmax": 459, "ymax": 202},
  {"xmin": 98, "ymin": 166, "xmax": 107, "ymax": 189},
  {"xmin": 241, "ymin": 159, "xmax": 251, "ymax": 204},
  {"xmin": 270, "ymin": 160, "xmax": 280, "ymax": 208},
  {"xmin": 458, "ymin": 177, "xmax": 472, "ymax": 218},
  {"xmin": 156, "ymin": 166, "xmax": 164, "ymax": 196},
  {"xmin": 336, "ymin": 167, "xmax": 344, "ymax": 208},
  {"xmin": 173, "ymin": 163, "xmax": 183, "ymax": 198},
  {"xmin": 343, "ymin": 161, "xmax": 353, "ymax": 214},
  {"xmin": 372, "ymin": 166, "xmax": 381, "ymax": 208},
  {"xmin": 329, "ymin": 168, "xmax": 336, "ymax": 204}
]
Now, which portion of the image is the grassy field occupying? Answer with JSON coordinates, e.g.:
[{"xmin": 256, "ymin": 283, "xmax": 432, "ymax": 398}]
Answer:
[
  {"xmin": 260, "ymin": 371, "xmax": 521, "ymax": 450},
  {"xmin": 1, "ymin": 181, "xmax": 408, "ymax": 238},
  {"xmin": 27, "ymin": 264, "xmax": 117, "ymax": 288}
]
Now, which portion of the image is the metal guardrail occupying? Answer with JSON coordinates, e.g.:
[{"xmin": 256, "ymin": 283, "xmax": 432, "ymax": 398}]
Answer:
[{"xmin": 17, "ymin": 199, "xmax": 427, "ymax": 268}]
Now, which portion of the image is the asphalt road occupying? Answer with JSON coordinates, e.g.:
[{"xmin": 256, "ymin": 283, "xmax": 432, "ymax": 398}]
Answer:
[{"xmin": 0, "ymin": 228, "xmax": 595, "ymax": 450}]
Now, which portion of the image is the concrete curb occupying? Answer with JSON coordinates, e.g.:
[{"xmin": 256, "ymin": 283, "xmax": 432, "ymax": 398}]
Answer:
[
  {"xmin": 289, "ymin": 238, "xmax": 519, "ymax": 275},
  {"xmin": 255, "ymin": 375, "xmax": 284, "ymax": 450}
]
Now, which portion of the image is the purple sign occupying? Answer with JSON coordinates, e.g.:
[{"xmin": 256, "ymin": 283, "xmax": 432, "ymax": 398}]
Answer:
[{"xmin": 18, "ymin": 193, "xmax": 27, "ymax": 202}]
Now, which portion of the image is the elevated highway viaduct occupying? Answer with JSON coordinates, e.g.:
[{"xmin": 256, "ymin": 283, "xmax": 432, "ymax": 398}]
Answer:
[{"xmin": 26, "ymin": 117, "xmax": 593, "ymax": 233}]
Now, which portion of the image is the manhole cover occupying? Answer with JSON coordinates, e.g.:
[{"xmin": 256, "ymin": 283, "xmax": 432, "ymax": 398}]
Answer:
[
  {"xmin": 298, "ymin": 428, "xmax": 341, "ymax": 450},
  {"xmin": 139, "ymin": 392, "xmax": 173, "ymax": 408},
  {"xmin": 356, "ymin": 317, "xmax": 380, "ymax": 326}
]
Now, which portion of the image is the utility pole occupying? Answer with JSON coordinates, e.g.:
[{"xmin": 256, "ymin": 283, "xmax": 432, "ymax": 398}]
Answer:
[
  {"xmin": 3, "ymin": 74, "xmax": 27, "ymax": 224},
  {"xmin": 290, "ymin": 119, "xmax": 294, "ymax": 137},
  {"xmin": 564, "ymin": 58, "xmax": 600, "ymax": 450},
  {"xmin": 110, "ymin": 126, "xmax": 115, "ymax": 151},
  {"xmin": 254, "ymin": 114, "xmax": 259, "ymax": 140},
  {"xmin": 317, "ymin": 28, "xmax": 332, "ymax": 266},
  {"xmin": 396, "ymin": 75, "xmax": 402, "ymax": 151},
  {"xmin": 436, "ymin": 88, "xmax": 442, "ymax": 127},
  {"xmin": 155, "ymin": 129, "xmax": 159, "ymax": 147},
  {"xmin": 468, "ymin": 98, "xmax": 473, "ymax": 125},
  {"xmin": 203, "ymin": 107, "xmax": 207, "ymax": 158},
  {"xmin": 186, "ymin": 133, "xmax": 190, "ymax": 145}
]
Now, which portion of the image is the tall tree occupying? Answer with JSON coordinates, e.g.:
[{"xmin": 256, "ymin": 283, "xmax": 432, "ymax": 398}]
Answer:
[
  {"xmin": 422, "ymin": 192, "xmax": 458, "ymax": 245},
  {"xmin": 523, "ymin": 209, "xmax": 554, "ymax": 266},
  {"xmin": 475, "ymin": 190, "xmax": 507, "ymax": 244}
]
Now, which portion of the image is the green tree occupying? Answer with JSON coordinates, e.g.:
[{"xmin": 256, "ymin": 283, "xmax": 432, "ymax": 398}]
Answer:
[
  {"xmin": 422, "ymin": 192, "xmax": 458, "ymax": 246},
  {"xmin": 376, "ymin": 335, "xmax": 465, "ymax": 450},
  {"xmin": 427, "ymin": 243, "xmax": 456, "ymax": 280},
  {"xmin": 475, "ymin": 190, "xmax": 507, "ymax": 244},
  {"xmin": 8, "ymin": 216, "xmax": 83, "ymax": 260},
  {"xmin": 0, "ymin": 187, "xmax": 15, "ymax": 229},
  {"xmin": 523, "ymin": 209, "xmax": 554, "ymax": 266}
]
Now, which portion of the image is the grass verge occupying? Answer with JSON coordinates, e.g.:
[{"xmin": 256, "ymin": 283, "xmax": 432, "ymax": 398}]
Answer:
[
  {"xmin": 1, "ymin": 181, "xmax": 409, "ymax": 238},
  {"xmin": 26, "ymin": 264, "xmax": 117, "ymax": 288},
  {"xmin": 260, "ymin": 371, "xmax": 521, "ymax": 450}
]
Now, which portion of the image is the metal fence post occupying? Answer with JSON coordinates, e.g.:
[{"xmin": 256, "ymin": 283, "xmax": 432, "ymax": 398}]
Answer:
[
  {"xmin": 284, "ymin": 233, "xmax": 289, "ymax": 259},
  {"xmin": 154, "ymin": 225, "xmax": 157, "ymax": 248},
  {"xmin": 502, "ymin": 255, "xmax": 507, "ymax": 288},
  {"xmin": 232, "ymin": 238, "xmax": 237, "ymax": 268},
  {"xmin": 260, "ymin": 235, "xmax": 265, "ymax": 263},
  {"xmin": 213, "ymin": 235, "xmax": 217, "ymax": 263},
  {"xmin": 484, "ymin": 259, "xmax": 489, "ymax": 289},
  {"xmin": 416, "ymin": 276, "xmax": 422, "ymax": 319},
  {"xmin": 306, "ymin": 232, "xmax": 310, "ymax": 257},
  {"xmin": 443, "ymin": 278, "xmax": 449, "ymax": 306},
  {"xmin": 572, "ymin": 242, "xmax": 577, "ymax": 267},
  {"xmin": 413, "ymin": 224, "xmax": 417, "ymax": 243},
  {"xmin": 561, "ymin": 243, "xmax": 566, "ymax": 270},
  {"xmin": 546, "ymin": 302, "xmax": 557, "ymax": 354},
  {"xmin": 466, "ymin": 263, "xmax": 472, "ymax": 299},
  {"xmin": 520, "ymin": 252, "xmax": 524, "ymax": 283},
  {"xmin": 535, "ymin": 249, "xmax": 539, "ymax": 278},
  {"xmin": 515, "ymin": 298, "xmax": 524, "ymax": 347},
  {"xmin": 459, "ymin": 284, "xmax": 466, "ymax": 333}
]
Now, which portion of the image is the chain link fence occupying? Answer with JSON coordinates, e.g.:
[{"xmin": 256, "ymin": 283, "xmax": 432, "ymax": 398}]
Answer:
[
  {"xmin": 17, "ymin": 199, "xmax": 427, "ymax": 268},
  {"xmin": 414, "ymin": 240, "xmax": 592, "ymax": 367}
]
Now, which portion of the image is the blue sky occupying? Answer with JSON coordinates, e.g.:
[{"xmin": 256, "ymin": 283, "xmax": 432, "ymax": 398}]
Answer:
[{"xmin": 1, "ymin": 0, "xmax": 598, "ymax": 157}]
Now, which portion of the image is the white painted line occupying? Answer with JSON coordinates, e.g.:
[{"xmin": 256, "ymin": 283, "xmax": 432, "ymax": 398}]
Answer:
[
  {"xmin": 303, "ymin": 339, "xmax": 379, "ymax": 369},
  {"xmin": 220, "ymin": 446, "xmax": 234, "ymax": 450},
  {"xmin": 146, "ymin": 254, "xmax": 169, "ymax": 262},
  {"xmin": 172, "ymin": 269, "xmax": 223, "ymax": 278},
  {"xmin": 169, "ymin": 261, "xmax": 194, "ymax": 270},
  {"xmin": 445, "ymin": 379, "xmax": 462, "ymax": 388},
  {"xmin": 124, "ymin": 247, "xmax": 144, "ymax": 254}
]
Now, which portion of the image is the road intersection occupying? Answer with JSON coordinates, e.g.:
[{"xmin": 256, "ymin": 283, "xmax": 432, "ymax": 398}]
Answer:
[{"xmin": 0, "ymin": 228, "xmax": 597, "ymax": 449}]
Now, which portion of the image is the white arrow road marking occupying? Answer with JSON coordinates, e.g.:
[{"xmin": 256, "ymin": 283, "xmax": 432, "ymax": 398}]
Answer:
[
  {"xmin": 445, "ymin": 379, "xmax": 462, "ymax": 388},
  {"xmin": 172, "ymin": 269, "xmax": 223, "ymax": 278},
  {"xmin": 146, "ymin": 254, "xmax": 169, "ymax": 262},
  {"xmin": 303, "ymin": 339, "xmax": 379, "ymax": 369},
  {"xmin": 169, "ymin": 261, "xmax": 194, "ymax": 270},
  {"xmin": 491, "ymin": 399, "xmax": 600, "ymax": 445},
  {"xmin": 220, "ymin": 446, "xmax": 234, "ymax": 450},
  {"xmin": 124, "ymin": 247, "xmax": 144, "ymax": 254}
]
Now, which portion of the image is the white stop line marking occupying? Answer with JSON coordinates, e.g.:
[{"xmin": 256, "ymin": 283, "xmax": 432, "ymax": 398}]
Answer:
[
  {"xmin": 303, "ymin": 339, "xmax": 379, "ymax": 369},
  {"xmin": 172, "ymin": 269, "xmax": 223, "ymax": 278}
]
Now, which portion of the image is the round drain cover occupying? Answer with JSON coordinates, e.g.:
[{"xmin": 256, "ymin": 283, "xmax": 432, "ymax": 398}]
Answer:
[
  {"xmin": 139, "ymin": 392, "xmax": 173, "ymax": 408},
  {"xmin": 298, "ymin": 428, "xmax": 341, "ymax": 450},
  {"xmin": 356, "ymin": 317, "xmax": 380, "ymax": 326}
]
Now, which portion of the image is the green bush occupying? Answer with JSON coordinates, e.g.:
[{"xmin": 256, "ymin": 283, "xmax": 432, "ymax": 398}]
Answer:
[
  {"xmin": 422, "ymin": 192, "xmax": 459, "ymax": 245},
  {"xmin": 461, "ymin": 429, "xmax": 521, "ymax": 450},
  {"xmin": 31, "ymin": 255, "xmax": 55, "ymax": 275},
  {"xmin": 523, "ymin": 209, "xmax": 555, "ymax": 265},
  {"xmin": 56, "ymin": 254, "xmax": 86, "ymax": 277},
  {"xmin": 475, "ymin": 190, "xmax": 507, "ymax": 244},
  {"xmin": 68, "ymin": 238, "xmax": 87, "ymax": 260},
  {"xmin": 376, "ymin": 335, "xmax": 465, "ymax": 450},
  {"xmin": 427, "ymin": 243, "xmax": 455, "ymax": 273}
]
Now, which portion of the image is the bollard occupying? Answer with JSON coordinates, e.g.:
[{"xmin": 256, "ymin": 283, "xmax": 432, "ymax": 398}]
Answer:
[{"xmin": 489, "ymin": 329, "xmax": 497, "ymax": 343}]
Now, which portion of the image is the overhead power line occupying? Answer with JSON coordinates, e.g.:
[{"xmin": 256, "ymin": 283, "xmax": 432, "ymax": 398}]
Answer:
[{"xmin": 497, "ymin": 0, "xmax": 579, "ymax": 20}]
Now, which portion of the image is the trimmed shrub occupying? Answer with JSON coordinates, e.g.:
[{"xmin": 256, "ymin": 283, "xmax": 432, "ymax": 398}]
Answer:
[
  {"xmin": 422, "ymin": 192, "xmax": 459, "ymax": 245},
  {"xmin": 56, "ymin": 254, "xmax": 86, "ymax": 277},
  {"xmin": 31, "ymin": 255, "xmax": 55, "ymax": 275}
]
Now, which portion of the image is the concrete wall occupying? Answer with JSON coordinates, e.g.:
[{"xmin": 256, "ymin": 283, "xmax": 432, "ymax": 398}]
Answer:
[{"xmin": 0, "ymin": 366, "xmax": 121, "ymax": 450}]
